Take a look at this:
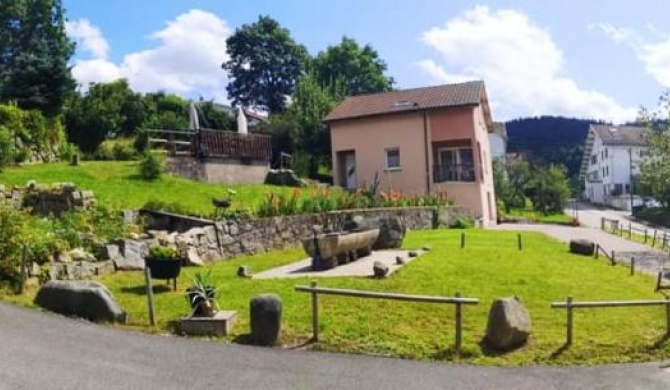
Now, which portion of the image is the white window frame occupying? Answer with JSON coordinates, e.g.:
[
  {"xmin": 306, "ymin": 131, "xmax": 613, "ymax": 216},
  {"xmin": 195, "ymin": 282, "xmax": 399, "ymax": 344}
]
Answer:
[
  {"xmin": 437, "ymin": 146, "xmax": 475, "ymax": 182},
  {"xmin": 385, "ymin": 147, "xmax": 401, "ymax": 171}
]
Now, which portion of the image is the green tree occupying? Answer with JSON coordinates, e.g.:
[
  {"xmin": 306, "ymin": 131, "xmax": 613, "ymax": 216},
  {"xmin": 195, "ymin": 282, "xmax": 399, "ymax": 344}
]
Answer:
[
  {"xmin": 506, "ymin": 157, "xmax": 531, "ymax": 209},
  {"xmin": 0, "ymin": 0, "xmax": 75, "ymax": 117},
  {"xmin": 65, "ymin": 80, "xmax": 133, "ymax": 152},
  {"xmin": 526, "ymin": 164, "xmax": 571, "ymax": 214},
  {"xmin": 492, "ymin": 158, "xmax": 513, "ymax": 214},
  {"xmin": 222, "ymin": 16, "xmax": 308, "ymax": 113},
  {"xmin": 313, "ymin": 36, "xmax": 393, "ymax": 98},
  {"xmin": 639, "ymin": 127, "xmax": 670, "ymax": 208},
  {"xmin": 289, "ymin": 73, "xmax": 335, "ymax": 176}
]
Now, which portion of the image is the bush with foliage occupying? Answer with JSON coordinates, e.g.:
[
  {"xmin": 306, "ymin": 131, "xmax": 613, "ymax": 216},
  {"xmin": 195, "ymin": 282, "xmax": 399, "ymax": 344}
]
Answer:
[
  {"xmin": 148, "ymin": 245, "xmax": 180, "ymax": 260},
  {"xmin": 138, "ymin": 153, "xmax": 163, "ymax": 180},
  {"xmin": 0, "ymin": 206, "xmax": 28, "ymax": 284}
]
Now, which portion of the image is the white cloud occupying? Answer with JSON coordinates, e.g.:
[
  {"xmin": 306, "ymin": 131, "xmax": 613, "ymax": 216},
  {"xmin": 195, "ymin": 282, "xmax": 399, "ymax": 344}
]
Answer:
[
  {"xmin": 67, "ymin": 10, "xmax": 232, "ymax": 101},
  {"xmin": 66, "ymin": 19, "xmax": 110, "ymax": 59},
  {"xmin": 416, "ymin": 6, "xmax": 637, "ymax": 123}
]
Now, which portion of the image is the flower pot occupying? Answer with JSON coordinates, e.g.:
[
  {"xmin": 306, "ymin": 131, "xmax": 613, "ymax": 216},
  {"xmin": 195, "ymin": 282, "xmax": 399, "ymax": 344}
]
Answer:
[
  {"xmin": 186, "ymin": 287, "xmax": 217, "ymax": 317},
  {"xmin": 145, "ymin": 257, "xmax": 182, "ymax": 280}
]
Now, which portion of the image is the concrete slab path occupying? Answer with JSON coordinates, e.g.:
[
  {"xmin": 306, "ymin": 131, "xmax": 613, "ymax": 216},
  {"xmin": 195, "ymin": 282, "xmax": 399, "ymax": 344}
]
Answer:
[{"xmin": 253, "ymin": 250, "xmax": 424, "ymax": 279}]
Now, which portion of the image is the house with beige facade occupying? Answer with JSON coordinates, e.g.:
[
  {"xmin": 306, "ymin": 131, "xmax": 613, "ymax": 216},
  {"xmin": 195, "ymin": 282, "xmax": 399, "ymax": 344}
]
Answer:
[{"xmin": 324, "ymin": 81, "xmax": 497, "ymax": 225}]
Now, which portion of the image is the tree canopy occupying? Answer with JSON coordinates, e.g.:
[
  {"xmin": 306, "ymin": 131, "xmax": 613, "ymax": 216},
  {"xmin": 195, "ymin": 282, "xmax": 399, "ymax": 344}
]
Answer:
[
  {"xmin": 312, "ymin": 37, "xmax": 394, "ymax": 98},
  {"xmin": 0, "ymin": 0, "xmax": 75, "ymax": 117},
  {"xmin": 222, "ymin": 15, "xmax": 308, "ymax": 113}
]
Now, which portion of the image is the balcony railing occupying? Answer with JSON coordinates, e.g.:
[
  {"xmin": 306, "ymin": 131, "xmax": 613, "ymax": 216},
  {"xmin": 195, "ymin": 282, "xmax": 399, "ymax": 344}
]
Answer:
[{"xmin": 433, "ymin": 164, "xmax": 476, "ymax": 183}]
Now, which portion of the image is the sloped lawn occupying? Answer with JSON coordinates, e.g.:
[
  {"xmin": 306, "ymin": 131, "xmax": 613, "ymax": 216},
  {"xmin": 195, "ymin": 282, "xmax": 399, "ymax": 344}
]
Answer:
[
  {"xmin": 75, "ymin": 229, "xmax": 670, "ymax": 365},
  {"xmin": 4, "ymin": 229, "xmax": 667, "ymax": 365},
  {"xmin": 0, "ymin": 161, "xmax": 294, "ymax": 217}
]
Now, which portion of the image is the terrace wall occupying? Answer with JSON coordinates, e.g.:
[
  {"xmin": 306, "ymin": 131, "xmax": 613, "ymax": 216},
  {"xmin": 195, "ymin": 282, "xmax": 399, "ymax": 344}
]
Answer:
[{"xmin": 141, "ymin": 206, "xmax": 471, "ymax": 261}]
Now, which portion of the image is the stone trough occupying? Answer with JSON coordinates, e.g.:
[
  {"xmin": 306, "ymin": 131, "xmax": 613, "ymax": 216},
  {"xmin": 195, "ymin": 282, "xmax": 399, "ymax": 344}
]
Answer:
[{"xmin": 302, "ymin": 229, "xmax": 380, "ymax": 270}]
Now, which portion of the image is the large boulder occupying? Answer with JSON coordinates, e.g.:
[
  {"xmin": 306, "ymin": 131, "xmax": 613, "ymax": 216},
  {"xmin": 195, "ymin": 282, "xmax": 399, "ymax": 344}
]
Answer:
[
  {"xmin": 264, "ymin": 169, "xmax": 303, "ymax": 187},
  {"xmin": 372, "ymin": 261, "xmax": 389, "ymax": 278},
  {"xmin": 373, "ymin": 217, "xmax": 406, "ymax": 250},
  {"xmin": 34, "ymin": 281, "xmax": 126, "ymax": 323},
  {"xmin": 250, "ymin": 294, "xmax": 282, "ymax": 346},
  {"xmin": 485, "ymin": 297, "xmax": 531, "ymax": 351},
  {"xmin": 569, "ymin": 239, "xmax": 595, "ymax": 256}
]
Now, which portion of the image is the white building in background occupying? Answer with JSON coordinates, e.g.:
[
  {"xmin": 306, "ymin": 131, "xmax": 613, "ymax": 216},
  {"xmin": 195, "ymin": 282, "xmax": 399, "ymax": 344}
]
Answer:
[
  {"xmin": 580, "ymin": 124, "xmax": 648, "ymax": 211},
  {"xmin": 489, "ymin": 122, "xmax": 507, "ymax": 163}
]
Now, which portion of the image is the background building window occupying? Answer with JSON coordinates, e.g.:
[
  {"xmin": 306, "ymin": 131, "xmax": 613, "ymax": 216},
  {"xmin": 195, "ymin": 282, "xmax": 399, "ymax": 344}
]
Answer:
[{"xmin": 386, "ymin": 148, "xmax": 400, "ymax": 169}]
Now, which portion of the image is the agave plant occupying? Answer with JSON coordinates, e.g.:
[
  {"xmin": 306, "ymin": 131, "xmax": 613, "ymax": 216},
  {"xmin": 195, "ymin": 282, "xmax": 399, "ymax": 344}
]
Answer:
[{"xmin": 185, "ymin": 269, "xmax": 219, "ymax": 317}]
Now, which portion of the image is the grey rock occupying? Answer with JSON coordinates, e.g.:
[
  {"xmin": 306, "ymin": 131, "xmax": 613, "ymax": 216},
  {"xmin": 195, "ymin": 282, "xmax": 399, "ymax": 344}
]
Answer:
[
  {"xmin": 373, "ymin": 261, "xmax": 389, "ymax": 278},
  {"xmin": 408, "ymin": 251, "xmax": 419, "ymax": 258},
  {"xmin": 113, "ymin": 239, "xmax": 147, "ymax": 270},
  {"xmin": 569, "ymin": 239, "xmax": 595, "ymax": 256},
  {"xmin": 185, "ymin": 247, "xmax": 204, "ymax": 267},
  {"xmin": 237, "ymin": 265, "xmax": 252, "ymax": 278},
  {"xmin": 148, "ymin": 230, "xmax": 169, "ymax": 244},
  {"xmin": 65, "ymin": 261, "xmax": 97, "ymax": 280},
  {"xmin": 264, "ymin": 169, "xmax": 303, "ymax": 187},
  {"xmin": 485, "ymin": 297, "xmax": 531, "ymax": 351},
  {"xmin": 373, "ymin": 217, "xmax": 407, "ymax": 250},
  {"xmin": 250, "ymin": 294, "xmax": 282, "ymax": 346},
  {"xmin": 395, "ymin": 256, "xmax": 405, "ymax": 265},
  {"xmin": 421, "ymin": 245, "xmax": 432, "ymax": 252},
  {"xmin": 95, "ymin": 260, "xmax": 116, "ymax": 276},
  {"xmin": 229, "ymin": 223, "xmax": 239, "ymax": 236},
  {"xmin": 204, "ymin": 226, "xmax": 218, "ymax": 243},
  {"xmin": 68, "ymin": 248, "xmax": 96, "ymax": 263},
  {"xmin": 34, "ymin": 281, "xmax": 126, "ymax": 323},
  {"xmin": 56, "ymin": 251, "xmax": 72, "ymax": 263}
]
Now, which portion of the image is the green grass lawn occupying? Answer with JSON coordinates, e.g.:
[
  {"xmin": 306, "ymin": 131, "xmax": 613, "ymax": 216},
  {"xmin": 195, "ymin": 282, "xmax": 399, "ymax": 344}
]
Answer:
[
  {"xmin": 504, "ymin": 208, "xmax": 573, "ymax": 225},
  {"xmin": 0, "ymin": 161, "xmax": 296, "ymax": 217},
  {"xmin": 12, "ymin": 229, "xmax": 668, "ymax": 366}
]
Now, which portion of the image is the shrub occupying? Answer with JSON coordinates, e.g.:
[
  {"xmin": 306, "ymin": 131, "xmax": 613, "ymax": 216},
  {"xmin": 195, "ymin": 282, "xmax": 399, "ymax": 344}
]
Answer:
[
  {"xmin": 450, "ymin": 216, "xmax": 474, "ymax": 229},
  {"xmin": 148, "ymin": 245, "xmax": 180, "ymax": 260},
  {"xmin": 138, "ymin": 152, "xmax": 163, "ymax": 180},
  {"xmin": 0, "ymin": 206, "xmax": 28, "ymax": 284}
]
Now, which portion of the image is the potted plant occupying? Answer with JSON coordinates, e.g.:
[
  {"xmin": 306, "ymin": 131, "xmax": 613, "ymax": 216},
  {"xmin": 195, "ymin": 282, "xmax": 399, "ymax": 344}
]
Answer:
[
  {"xmin": 145, "ymin": 245, "xmax": 182, "ymax": 289},
  {"xmin": 185, "ymin": 269, "xmax": 219, "ymax": 317}
]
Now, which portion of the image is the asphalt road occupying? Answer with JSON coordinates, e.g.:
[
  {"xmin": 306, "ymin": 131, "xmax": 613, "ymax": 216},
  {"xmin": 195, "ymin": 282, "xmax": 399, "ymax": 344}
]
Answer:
[{"xmin": 1, "ymin": 303, "xmax": 669, "ymax": 390}]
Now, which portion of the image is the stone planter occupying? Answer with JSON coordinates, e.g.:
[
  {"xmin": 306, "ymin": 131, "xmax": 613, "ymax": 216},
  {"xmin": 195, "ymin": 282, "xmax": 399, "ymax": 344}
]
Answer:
[{"xmin": 179, "ymin": 311, "xmax": 237, "ymax": 336}]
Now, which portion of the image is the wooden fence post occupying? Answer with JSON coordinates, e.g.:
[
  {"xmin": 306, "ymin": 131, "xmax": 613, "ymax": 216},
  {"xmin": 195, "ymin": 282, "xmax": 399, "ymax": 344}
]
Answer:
[
  {"xmin": 460, "ymin": 232, "xmax": 465, "ymax": 249},
  {"xmin": 517, "ymin": 234, "xmax": 522, "ymax": 251},
  {"xmin": 144, "ymin": 267, "xmax": 156, "ymax": 327},
  {"xmin": 644, "ymin": 229, "xmax": 648, "ymax": 244},
  {"xmin": 566, "ymin": 296, "xmax": 573, "ymax": 346},
  {"xmin": 311, "ymin": 280, "xmax": 319, "ymax": 342},
  {"xmin": 455, "ymin": 291, "xmax": 462, "ymax": 352},
  {"xmin": 611, "ymin": 251, "xmax": 616, "ymax": 266},
  {"xmin": 653, "ymin": 230, "xmax": 658, "ymax": 248},
  {"xmin": 630, "ymin": 257, "xmax": 635, "ymax": 276},
  {"xmin": 594, "ymin": 244, "xmax": 599, "ymax": 259},
  {"xmin": 601, "ymin": 217, "xmax": 605, "ymax": 230}
]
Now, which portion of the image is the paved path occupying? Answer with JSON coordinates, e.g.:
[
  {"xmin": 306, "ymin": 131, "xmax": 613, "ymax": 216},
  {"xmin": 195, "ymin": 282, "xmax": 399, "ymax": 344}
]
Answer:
[
  {"xmin": 253, "ymin": 250, "xmax": 424, "ymax": 279},
  {"xmin": 491, "ymin": 223, "xmax": 669, "ymax": 277},
  {"xmin": 1, "ymin": 302, "xmax": 669, "ymax": 390}
]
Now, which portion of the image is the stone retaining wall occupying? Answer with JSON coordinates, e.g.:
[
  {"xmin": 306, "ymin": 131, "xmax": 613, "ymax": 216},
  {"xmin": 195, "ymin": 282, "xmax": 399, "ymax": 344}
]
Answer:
[
  {"xmin": 0, "ymin": 182, "xmax": 95, "ymax": 216},
  {"xmin": 141, "ymin": 206, "xmax": 470, "ymax": 262}
]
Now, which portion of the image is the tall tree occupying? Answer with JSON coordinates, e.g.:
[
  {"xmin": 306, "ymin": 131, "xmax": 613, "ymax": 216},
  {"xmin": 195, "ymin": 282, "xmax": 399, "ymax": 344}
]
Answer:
[
  {"xmin": 0, "ymin": 0, "xmax": 75, "ymax": 117},
  {"xmin": 290, "ymin": 73, "xmax": 335, "ymax": 176},
  {"xmin": 313, "ymin": 37, "xmax": 393, "ymax": 98},
  {"xmin": 222, "ymin": 16, "xmax": 307, "ymax": 113}
]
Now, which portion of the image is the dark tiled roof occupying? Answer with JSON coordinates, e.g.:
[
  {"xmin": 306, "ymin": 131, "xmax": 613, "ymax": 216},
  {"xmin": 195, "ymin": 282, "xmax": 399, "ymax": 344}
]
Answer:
[
  {"xmin": 592, "ymin": 125, "xmax": 648, "ymax": 146},
  {"xmin": 324, "ymin": 81, "xmax": 485, "ymax": 122}
]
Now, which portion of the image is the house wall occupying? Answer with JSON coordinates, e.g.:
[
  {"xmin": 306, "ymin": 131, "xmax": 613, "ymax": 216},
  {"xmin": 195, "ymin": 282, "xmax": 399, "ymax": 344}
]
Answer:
[
  {"xmin": 489, "ymin": 133, "xmax": 506, "ymax": 162},
  {"xmin": 583, "ymin": 132, "xmax": 648, "ymax": 209},
  {"xmin": 427, "ymin": 106, "xmax": 497, "ymax": 225},
  {"xmin": 330, "ymin": 112, "xmax": 428, "ymax": 195}
]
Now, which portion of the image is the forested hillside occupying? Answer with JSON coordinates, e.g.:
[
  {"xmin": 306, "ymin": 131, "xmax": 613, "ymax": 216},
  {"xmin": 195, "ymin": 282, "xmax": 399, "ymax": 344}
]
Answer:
[{"xmin": 505, "ymin": 116, "xmax": 601, "ymax": 178}]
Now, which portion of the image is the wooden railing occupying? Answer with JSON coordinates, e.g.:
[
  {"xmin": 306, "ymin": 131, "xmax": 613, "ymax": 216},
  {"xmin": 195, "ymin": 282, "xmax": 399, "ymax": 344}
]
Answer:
[
  {"xmin": 295, "ymin": 281, "xmax": 478, "ymax": 351},
  {"xmin": 146, "ymin": 128, "xmax": 272, "ymax": 162},
  {"xmin": 551, "ymin": 296, "xmax": 670, "ymax": 345},
  {"xmin": 196, "ymin": 129, "xmax": 271, "ymax": 161}
]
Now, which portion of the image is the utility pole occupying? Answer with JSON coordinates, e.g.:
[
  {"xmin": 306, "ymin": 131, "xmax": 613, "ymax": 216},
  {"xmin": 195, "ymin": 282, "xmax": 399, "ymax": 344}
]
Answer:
[{"xmin": 629, "ymin": 148, "xmax": 634, "ymax": 215}]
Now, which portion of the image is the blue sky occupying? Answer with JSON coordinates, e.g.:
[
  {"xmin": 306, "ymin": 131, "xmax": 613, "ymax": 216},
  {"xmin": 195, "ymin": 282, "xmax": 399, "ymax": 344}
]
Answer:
[{"xmin": 63, "ymin": 1, "xmax": 670, "ymax": 123}]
